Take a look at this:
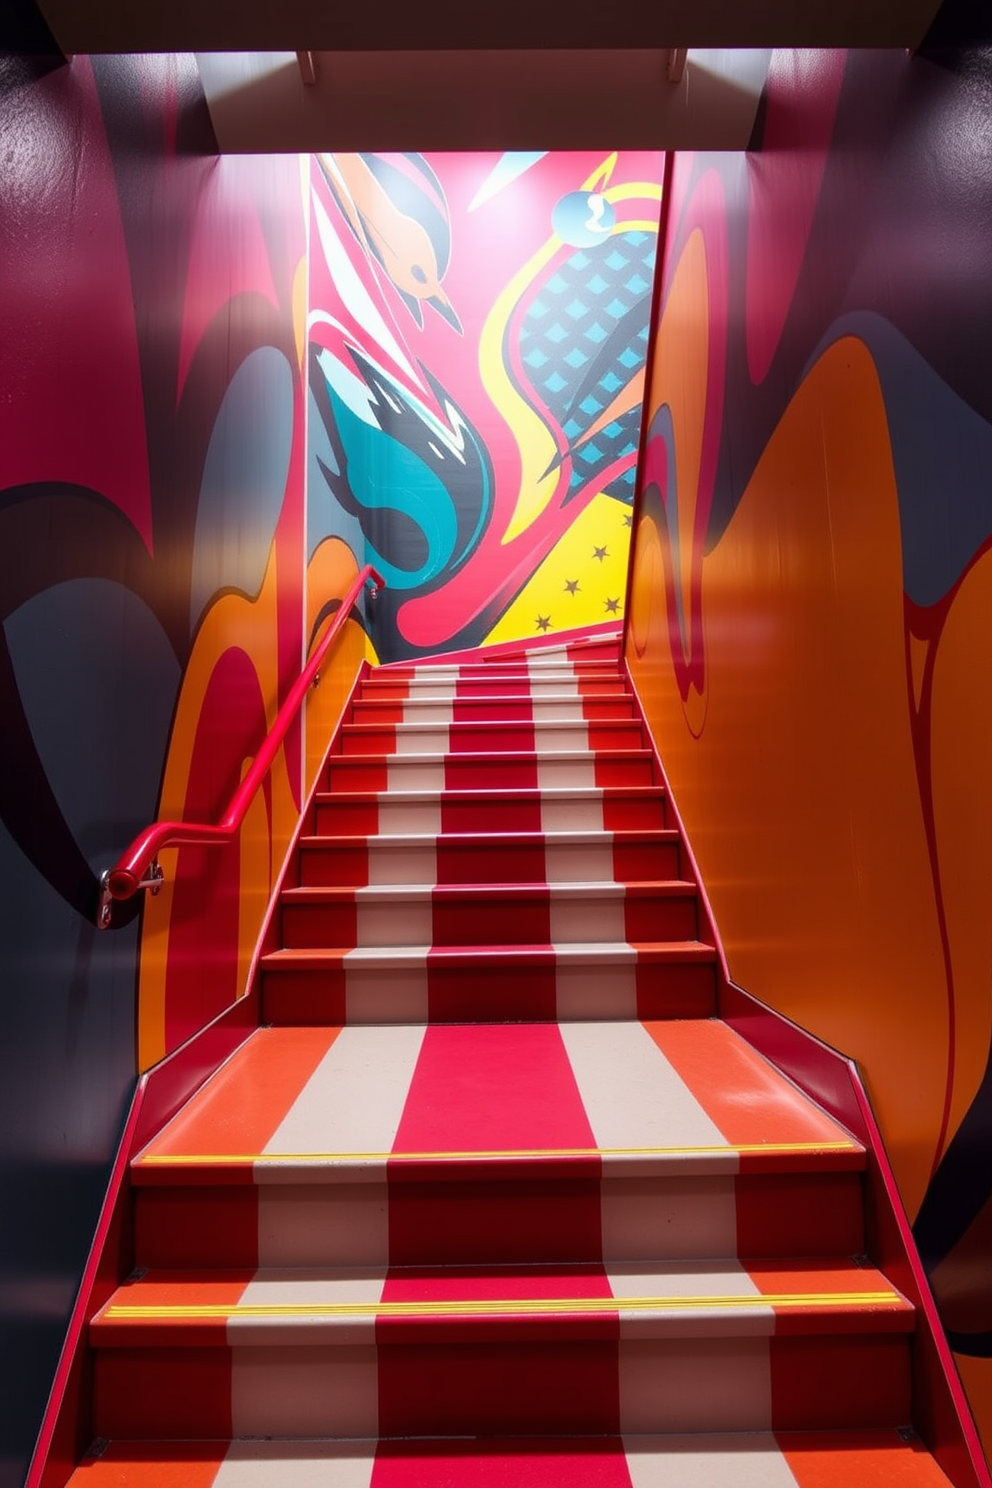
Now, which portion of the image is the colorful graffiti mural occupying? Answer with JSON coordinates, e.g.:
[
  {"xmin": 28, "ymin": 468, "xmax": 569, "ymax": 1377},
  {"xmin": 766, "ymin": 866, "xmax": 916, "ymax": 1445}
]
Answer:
[
  {"xmin": 307, "ymin": 150, "xmax": 664, "ymax": 662},
  {"xmin": 0, "ymin": 53, "xmax": 316, "ymax": 1483},
  {"xmin": 625, "ymin": 41, "xmax": 992, "ymax": 1450}
]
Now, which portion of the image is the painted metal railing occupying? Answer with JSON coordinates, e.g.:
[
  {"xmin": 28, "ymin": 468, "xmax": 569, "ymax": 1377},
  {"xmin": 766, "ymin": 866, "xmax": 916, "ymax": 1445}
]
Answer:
[{"xmin": 96, "ymin": 565, "xmax": 383, "ymax": 928}]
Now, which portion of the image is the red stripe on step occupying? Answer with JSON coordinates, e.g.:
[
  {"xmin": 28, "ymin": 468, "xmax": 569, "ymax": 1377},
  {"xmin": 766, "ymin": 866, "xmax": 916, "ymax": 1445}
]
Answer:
[
  {"xmin": 594, "ymin": 755, "xmax": 652, "ymax": 787},
  {"xmin": 426, "ymin": 954, "xmax": 557, "ymax": 1022},
  {"xmin": 735, "ymin": 1172, "xmax": 864, "ymax": 1261},
  {"xmin": 315, "ymin": 796, "xmax": 380, "ymax": 835},
  {"xmin": 390, "ymin": 1024, "xmax": 599, "ymax": 1154},
  {"xmin": 387, "ymin": 1025, "xmax": 603, "ymax": 1267},
  {"xmin": 449, "ymin": 722, "xmax": 538, "ymax": 754},
  {"xmin": 372, "ymin": 1436, "xmax": 634, "ymax": 1488},
  {"xmin": 447, "ymin": 756, "xmax": 540, "ymax": 790},
  {"xmin": 376, "ymin": 1336, "xmax": 620, "ymax": 1438},
  {"xmin": 361, "ymin": 679, "xmax": 411, "ymax": 700},
  {"xmin": 136, "ymin": 1186, "xmax": 262, "ymax": 1269},
  {"xmin": 138, "ymin": 1027, "xmax": 343, "ymax": 1162},
  {"xmin": 777, "ymin": 1430, "xmax": 956, "ymax": 1487},
  {"xmin": 454, "ymin": 692, "xmax": 533, "ymax": 720},
  {"xmin": 94, "ymin": 1348, "xmax": 233, "ymax": 1439},
  {"xmin": 769, "ymin": 1334, "xmax": 911, "ymax": 1431},
  {"xmin": 440, "ymin": 792, "xmax": 542, "ymax": 834},
  {"xmin": 458, "ymin": 678, "xmax": 532, "ymax": 700},
  {"xmin": 432, "ymin": 889, "xmax": 551, "ymax": 946},
  {"xmin": 329, "ymin": 759, "xmax": 389, "ymax": 792},
  {"xmin": 357, "ymin": 700, "xmax": 407, "ymax": 725},
  {"xmin": 383, "ymin": 1263, "xmax": 614, "ymax": 1304},
  {"xmin": 435, "ymin": 837, "xmax": 545, "ymax": 885}
]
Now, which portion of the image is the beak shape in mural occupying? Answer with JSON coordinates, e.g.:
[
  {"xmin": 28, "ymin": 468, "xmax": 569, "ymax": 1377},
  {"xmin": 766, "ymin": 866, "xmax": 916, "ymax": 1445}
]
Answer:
[{"xmin": 319, "ymin": 152, "xmax": 463, "ymax": 334}]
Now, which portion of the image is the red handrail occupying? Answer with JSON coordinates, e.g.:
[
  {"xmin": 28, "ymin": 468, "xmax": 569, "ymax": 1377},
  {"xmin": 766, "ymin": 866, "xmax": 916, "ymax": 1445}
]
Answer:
[{"xmin": 98, "ymin": 565, "xmax": 383, "ymax": 922}]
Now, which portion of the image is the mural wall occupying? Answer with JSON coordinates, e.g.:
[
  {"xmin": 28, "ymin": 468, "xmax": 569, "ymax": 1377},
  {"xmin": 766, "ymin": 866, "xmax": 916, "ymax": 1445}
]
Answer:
[
  {"xmin": 625, "ymin": 39, "xmax": 992, "ymax": 1450},
  {"xmin": 0, "ymin": 52, "xmax": 317, "ymax": 1486},
  {"xmin": 307, "ymin": 150, "xmax": 664, "ymax": 661}
]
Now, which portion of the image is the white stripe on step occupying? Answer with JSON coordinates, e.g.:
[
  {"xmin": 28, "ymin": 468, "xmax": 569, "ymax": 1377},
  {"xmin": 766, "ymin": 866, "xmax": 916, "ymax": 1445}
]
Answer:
[
  {"xmin": 554, "ymin": 942, "xmax": 637, "ymax": 1020},
  {"xmin": 558, "ymin": 1020, "xmax": 734, "ymax": 1158},
  {"xmin": 345, "ymin": 945, "xmax": 430, "ymax": 1024},
  {"xmin": 622, "ymin": 1432, "xmax": 797, "ymax": 1488},
  {"xmin": 230, "ymin": 1341, "xmax": 379, "ymax": 1438},
  {"xmin": 215, "ymin": 1439, "xmax": 377, "ymax": 1487},
  {"xmin": 618, "ymin": 1337, "xmax": 772, "ymax": 1433},
  {"xmin": 263, "ymin": 1024, "xmax": 425, "ymax": 1158}
]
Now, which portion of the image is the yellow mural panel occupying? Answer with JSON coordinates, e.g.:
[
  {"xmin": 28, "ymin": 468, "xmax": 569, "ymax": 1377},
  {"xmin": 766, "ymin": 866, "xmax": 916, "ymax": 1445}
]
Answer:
[{"xmin": 484, "ymin": 494, "xmax": 631, "ymax": 646}]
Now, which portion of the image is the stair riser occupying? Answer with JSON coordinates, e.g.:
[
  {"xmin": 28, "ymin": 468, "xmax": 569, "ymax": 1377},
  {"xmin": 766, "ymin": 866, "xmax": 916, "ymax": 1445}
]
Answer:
[
  {"xmin": 279, "ymin": 892, "xmax": 699, "ymax": 949},
  {"xmin": 133, "ymin": 1171, "xmax": 865, "ymax": 1270},
  {"xmin": 351, "ymin": 697, "xmax": 638, "ymax": 722},
  {"xmin": 313, "ymin": 792, "xmax": 670, "ymax": 836},
  {"xmin": 297, "ymin": 838, "xmax": 682, "ymax": 888},
  {"xmin": 323, "ymin": 755, "xmax": 658, "ymax": 792},
  {"xmin": 368, "ymin": 671, "xmax": 622, "ymax": 693},
  {"xmin": 337, "ymin": 723, "xmax": 644, "ymax": 755},
  {"xmin": 261, "ymin": 957, "xmax": 717, "ymax": 1024},
  {"xmin": 93, "ymin": 1333, "xmax": 911, "ymax": 1439}
]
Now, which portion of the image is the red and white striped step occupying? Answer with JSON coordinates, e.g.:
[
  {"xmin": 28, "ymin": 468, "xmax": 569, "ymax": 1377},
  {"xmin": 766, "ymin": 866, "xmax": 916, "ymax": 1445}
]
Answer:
[
  {"xmin": 67, "ymin": 1429, "xmax": 957, "ymax": 1488},
  {"xmin": 72, "ymin": 637, "xmax": 955, "ymax": 1488},
  {"xmin": 129, "ymin": 1020, "xmax": 866, "ymax": 1272},
  {"xmin": 97, "ymin": 1022, "xmax": 892, "ymax": 1442}
]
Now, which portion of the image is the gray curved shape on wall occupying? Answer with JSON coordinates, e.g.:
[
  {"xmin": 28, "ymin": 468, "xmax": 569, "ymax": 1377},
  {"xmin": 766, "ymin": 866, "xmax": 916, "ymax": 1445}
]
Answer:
[
  {"xmin": 189, "ymin": 345, "xmax": 295, "ymax": 634},
  {"xmin": 306, "ymin": 384, "xmax": 365, "ymax": 566},
  {"xmin": 4, "ymin": 577, "xmax": 180, "ymax": 869},
  {"xmin": 810, "ymin": 311, "xmax": 992, "ymax": 609}
]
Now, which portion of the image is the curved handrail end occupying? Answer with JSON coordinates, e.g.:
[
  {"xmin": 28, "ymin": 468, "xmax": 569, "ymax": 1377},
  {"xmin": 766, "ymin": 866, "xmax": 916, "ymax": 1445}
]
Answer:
[{"xmin": 96, "ymin": 564, "xmax": 384, "ymax": 927}]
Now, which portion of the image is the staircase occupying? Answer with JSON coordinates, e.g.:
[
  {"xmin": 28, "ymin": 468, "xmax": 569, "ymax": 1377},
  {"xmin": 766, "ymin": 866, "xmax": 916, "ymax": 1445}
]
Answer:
[{"xmin": 72, "ymin": 635, "xmax": 955, "ymax": 1486}]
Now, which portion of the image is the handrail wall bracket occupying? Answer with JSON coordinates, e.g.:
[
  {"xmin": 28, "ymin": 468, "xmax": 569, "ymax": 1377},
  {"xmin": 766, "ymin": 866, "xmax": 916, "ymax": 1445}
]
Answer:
[{"xmin": 97, "ymin": 860, "xmax": 163, "ymax": 929}]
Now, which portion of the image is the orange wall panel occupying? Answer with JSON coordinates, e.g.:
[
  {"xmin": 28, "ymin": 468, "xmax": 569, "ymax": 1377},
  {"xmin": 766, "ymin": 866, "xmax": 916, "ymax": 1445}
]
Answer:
[{"xmin": 626, "ymin": 44, "xmax": 992, "ymax": 1445}]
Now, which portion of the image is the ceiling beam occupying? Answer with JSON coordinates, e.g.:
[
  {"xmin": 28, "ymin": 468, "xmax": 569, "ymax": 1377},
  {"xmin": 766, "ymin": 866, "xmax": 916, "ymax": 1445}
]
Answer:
[
  {"xmin": 36, "ymin": 0, "xmax": 943, "ymax": 55},
  {"xmin": 196, "ymin": 48, "xmax": 773, "ymax": 153}
]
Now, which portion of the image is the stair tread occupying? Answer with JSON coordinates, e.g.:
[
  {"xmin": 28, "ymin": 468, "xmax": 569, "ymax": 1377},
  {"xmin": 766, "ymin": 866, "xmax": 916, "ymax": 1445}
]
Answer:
[
  {"xmin": 94, "ymin": 1257, "xmax": 911, "ymax": 1343},
  {"xmin": 314, "ymin": 785, "xmax": 667, "ymax": 802},
  {"xmin": 353, "ymin": 690, "xmax": 635, "ymax": 702},
  {"xmin": 281, "ymin": 879, "xmax": 698, "ymax": 901},
  {"xmin": 299, "ymin": 828, "xmax": 680, "ymax": 847},
  {"xmin": 328, "ymin": 748, "xmax": 654, "ymax": 763},
  {"xmin": 66, "ymin": 1430, "xmax": 957, "ymax": 1487},
  {"xmin": 262, "ymin": 939, "xmax": 717, "ymax": 963},
  {"xmin": 131, "ymin": 1021, "xmax": 862, "ymax": 1182},
  {"xmin": 339, "ymin": 714, "xmax": 636, "ymax": 726}
]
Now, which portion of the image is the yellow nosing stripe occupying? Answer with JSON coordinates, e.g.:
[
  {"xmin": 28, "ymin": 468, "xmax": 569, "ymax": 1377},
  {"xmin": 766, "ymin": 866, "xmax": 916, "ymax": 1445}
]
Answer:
[
  {"xmin": 105, "ymin": 1290, "xmax": 902, "ymax": 1321},
  {"xmin": 136, "ymin": 1141, "xmax": 859, "ymax": 1166}
]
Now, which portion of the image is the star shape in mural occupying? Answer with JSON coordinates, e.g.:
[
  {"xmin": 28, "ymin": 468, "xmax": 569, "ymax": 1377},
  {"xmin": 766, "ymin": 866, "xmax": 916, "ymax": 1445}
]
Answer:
[
  {"xmin": 535, "ymin": 614, "xmax": 552, "ymax": 632},
  {"xmin": 622, "ymin": 513, "xmax": 633, "ymax": 527},
  {"xmin": 604, "ymin": 597, "xmax": 621, "ymax": 615},
  {"xmin": 564, "ymin": 579, "xmax": 580, "ymax": 595},
  {"xmin": 592, "ymin": 545, "xmax": 608, "ymax": 562}
]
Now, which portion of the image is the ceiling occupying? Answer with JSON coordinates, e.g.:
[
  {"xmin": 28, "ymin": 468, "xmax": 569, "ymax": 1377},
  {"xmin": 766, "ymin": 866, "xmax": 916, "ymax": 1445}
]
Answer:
[{"xmin": 32, "ymin": 0, "xmax": 945, "ymax": 152}]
